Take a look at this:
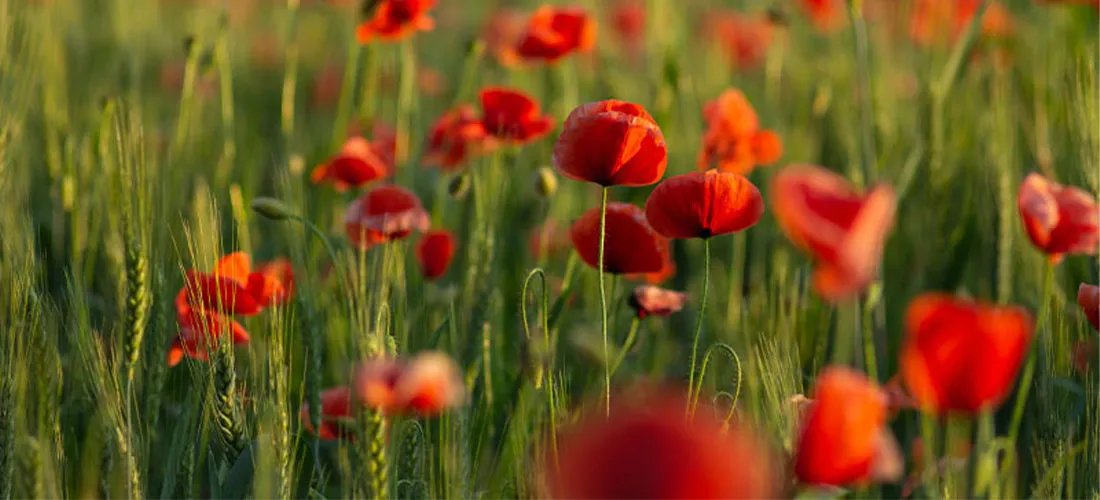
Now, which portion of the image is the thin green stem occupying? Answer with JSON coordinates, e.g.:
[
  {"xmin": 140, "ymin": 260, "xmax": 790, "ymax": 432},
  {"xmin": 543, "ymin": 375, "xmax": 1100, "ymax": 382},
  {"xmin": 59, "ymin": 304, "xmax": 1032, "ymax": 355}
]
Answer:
[
  {"xmin": 395, "ymin": 39, "xmax": 417, "ymax": 169},
  {"xmin": 832, "ymin": 299, "xmax": 859, "ymax": 367},
  {"xmin": 687, "ymin": 238, "xmax": 711, "ymax": 415},
  {"xmin": 331, "ymin": 38, "xmax": 362, "ymax": 151},
  {"xmin": 609, "ymin": 317, "xmax": 641, "ymax": 377},
  {"xmin": 280, "ymin": 0, "xmax": 301, "ymax": 141},
  {"xmin": 597, "ymin": 187, "xmax": 610, "ymax": 417},
  {"xmin": 846, "ymin": 0, "xmax": 876, "ymax": 185},
  {"xmin": 862, "ymin": 294, "xmax": 879, "ymax": 381}
]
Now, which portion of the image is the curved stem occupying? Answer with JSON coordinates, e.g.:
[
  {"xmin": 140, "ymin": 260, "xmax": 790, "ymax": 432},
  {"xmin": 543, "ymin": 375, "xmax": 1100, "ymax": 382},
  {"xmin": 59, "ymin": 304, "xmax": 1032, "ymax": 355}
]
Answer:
[
  {"xmin": 609, "ymin": 317, "xmax": 641, "ymax": 377},
  {"xmin": 687, "ymin": 238, "xmax": 711, "ymax": 415},
  {"xmin": 597, "ymin": 187, "xmax": 610, "ymax": 417},
  {"xmin": 520, "ymin": 268, "xmax": 558, "ymax": 471}
]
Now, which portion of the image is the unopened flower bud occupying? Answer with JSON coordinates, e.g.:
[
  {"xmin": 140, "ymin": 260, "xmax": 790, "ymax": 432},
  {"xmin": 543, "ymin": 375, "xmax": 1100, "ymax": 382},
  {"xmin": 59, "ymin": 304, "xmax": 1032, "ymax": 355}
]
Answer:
[
  {"xmin": 448, "ymin": 173, "xmax": 470, "ymax": 200},
  {"xmin": 250, "ymin": 197, "xmax": 297, "ymax": 221},
  {"xmin": 534, "ymin": 166, "xmax": 558, "ymax": 198}
]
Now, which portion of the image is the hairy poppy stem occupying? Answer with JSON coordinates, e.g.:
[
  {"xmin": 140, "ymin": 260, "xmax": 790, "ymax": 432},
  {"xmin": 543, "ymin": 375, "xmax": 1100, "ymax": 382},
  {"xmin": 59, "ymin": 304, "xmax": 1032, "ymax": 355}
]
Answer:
[
  {"xmin": 686, "ymin": 238, "xmax": 711, "ymax": 416},
  {"xmin": 608, "ymin": 317, "xmax": 641, "ymax": 378},
  {"xmin": 598, "ymin": 187, "xmax": 610, "ymax": 417}
]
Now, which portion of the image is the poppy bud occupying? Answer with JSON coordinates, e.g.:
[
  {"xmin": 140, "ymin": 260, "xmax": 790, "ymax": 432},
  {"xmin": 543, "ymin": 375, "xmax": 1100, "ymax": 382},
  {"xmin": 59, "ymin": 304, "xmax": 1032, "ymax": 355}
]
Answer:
[
  {"xmin": 251, "ymin": 197, "xmax": 297, "ymax": 221},
  {"xmin": 448, "ymin": 173, "xmax": 470, "ymax": 200},
  {"xmin": 534, "ymin": 166, "xmax": 558, "ymax": 198}
]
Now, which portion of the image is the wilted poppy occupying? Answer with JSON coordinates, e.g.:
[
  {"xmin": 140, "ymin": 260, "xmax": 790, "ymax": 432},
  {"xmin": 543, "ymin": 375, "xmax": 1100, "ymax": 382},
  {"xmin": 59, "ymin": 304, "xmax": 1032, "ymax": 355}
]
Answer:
[
  {"xmin": 553, "ymin": 100, "xmax": 668, "ymax": 187},
  {"xmin": 515, "ymin": 5, "xmax": 596, "ymax": 63},
  {"xmin": 479, "ymin": 87, "xmax": 554, "ymax": 144},
  {"xmin": 570, "ymin": 202, "xmax": 670, "ymax": 274},
  {"xmin": 352, "ymin": 351, "xmax": 466, "ymax": 416},
  {"xmin": 703, "ymin": 11, "xmax": 776, "ymax": 70},
  {"xmin": 1017, "ymin": 173, "xmax": 1100, "ymax": 262},
  {"xmin": 771, "ymin": 165, "xmax": 896, "ymax": 301},
  {"xmin": 1079, "ymin": 284, "xmax": 1099, "ymax": 331},
  {"xmin": 629, "ymin": 286, "xmax": 688, "ymax": 319},
  {"xmin": 697, "ymin": 89, "xmax": 782, "ymax": 175},
  {"xmin": 423, "ymin": 105, "xmax": 494, "ymax": 171},
  {"xmin": 899, "ymin": 294, "xmax": 1034, "ymax": 414},
  {"xmin": 300, "ymin": 386, "xmax": 355, "ymax": 440},
  {"xmin": 184, "ymin": 252, "xmax": 293, "ymax": 316},
  {"xmin": 356, "ymin": 0, "xmax": 437, "ymax": 43},
  {"xmin": 345, "ymin": 185, "xmax": 430, "ymax": 249},
  {"xmin": 310, "ymin": 137, "xmax": 390, "ymax": 191},
  {"xmin": 416, "ymin": 230, "xmax": 456, "ymax": 280},
  {"xmin": 169, "ymin": 290, "xmax": 251, "ymax": 367},
  {"xmin": 543, "ymin": 388, "xmax": 780, "ymax": 498},
  {"xmin": 794, "ymin": 366, "xmax": 902, "ymax": 486},
  {"xmin": 645, "ymin": 170, "xmax": 764, "ymax": 239}
]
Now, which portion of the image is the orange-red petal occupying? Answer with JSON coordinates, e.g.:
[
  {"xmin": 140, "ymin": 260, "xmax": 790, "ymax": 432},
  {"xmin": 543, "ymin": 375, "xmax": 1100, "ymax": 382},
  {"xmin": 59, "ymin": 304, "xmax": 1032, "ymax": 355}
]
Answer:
[
  {"xmin": 570, "ymin": 202, "xmax": 669, "ymax": 275},
  {"xmin": 644, "ymin": 170, "xmax": 764, "ymax": 239},
  {"xmin": 553, "ymin": 100, "xmax": 667, "ymax": 187},
  {"xmin": 416, "ymin": 230, "xmax": 457, "ymax": 280}
]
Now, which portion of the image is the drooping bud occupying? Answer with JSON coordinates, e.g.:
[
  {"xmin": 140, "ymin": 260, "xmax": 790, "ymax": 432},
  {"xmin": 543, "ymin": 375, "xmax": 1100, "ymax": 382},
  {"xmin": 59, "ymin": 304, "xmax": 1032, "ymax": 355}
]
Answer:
[{"xmin": 250, "ymin": 197, "xmax": 297, "ymax": 221}]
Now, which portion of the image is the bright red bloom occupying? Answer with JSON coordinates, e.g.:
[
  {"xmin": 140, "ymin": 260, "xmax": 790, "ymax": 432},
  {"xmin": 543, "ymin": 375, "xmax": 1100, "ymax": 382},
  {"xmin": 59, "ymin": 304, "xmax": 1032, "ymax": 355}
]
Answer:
[
  {"xmin": 900, "ymin": 294, "xmax": 1034, "ymax": 414},
  {"xmin": 515, "ymin": 6, "xmax": 596, "ymax": 63},
  {"xmin": 1017, "ymin": 173, "xmax": 1100, "ymax": 262},
  {"xmin": 300, "ymin": 386, "xmax": 355, "ymax": 440},
  {"xmin": 630, "ymin": 240, "xmax": 676, "ymax": 284},
  {"xmin": 416, "ymin": 230, "xmax": 456, "ymax": 280},
  {"xmin": 570, "ymin": 202, "xmax": 670, "ymax": 275},
  {"xmin": 704, "ymin": 11, "xmax": 776, "ymax": 70},
  {"xmin": 478, "ymin": 87, "xmax": 554, "ymax": 144},
  {"xmin": 423, "ymin": 105, "xmax": 495, "ymax": 171},
  {"xmin": 629, "ymin": 286, "xmax": 687, "ymax": 319},
  {"xmin": 697, "ymin": 89, "xmax": 782, "ymax": 175},
  {"xmin": 355, "ymin": 0, "xmax": 436, "ymax": 43},
  {"xmin": 771, "ymin": 165, "xmax": 896, "ymax": 301},
  {"xmin": 183, "ymin": 252, "xmax": 293, "ymax": 316},
  {"xmin": 553, "ymin": 100, "xmax": 668, "ymax": 187},
  {"xmin": 1079, "ymin": 284, "xmax": 1099, "ymax": 331},
  {"xmin": 794, "ymin": 367, "xmax": 902, "ymax": 486},
  {"xmin": 645, "ymin": 170, "xmax": 764, "ymax": 239},
  {"xmin": 352, "ymin": 351, "xmax": 466, "ymax": 416},
  {"xmin": 168, "ymin": 289, "xmax": 251, "ymax": 367},
  {"xmin": 544, "ymin": 389, "xmax": 780, "ymax": 498},
  {"xmin": 310, "ymin": 137, "xmax": 390, "ymax": 191},
  {"xmin": 345, "ymin": 185, "xmax": 430, "ymax": 249}
]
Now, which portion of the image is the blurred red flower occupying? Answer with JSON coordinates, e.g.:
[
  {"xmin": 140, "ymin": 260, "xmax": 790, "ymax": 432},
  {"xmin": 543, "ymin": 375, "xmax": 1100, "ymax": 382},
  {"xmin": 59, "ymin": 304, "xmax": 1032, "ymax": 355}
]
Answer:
[
  {"xmin": 529, "ymin": 219, "xmax": 572, "ymax": 261},
  {"xmin": 794, "ymin": 366, "xmax": 902, "ymax": 486},
  {"xmin": 570, "ymin": 202, "xmax": 670, "ymax": 275},
  {"xmin": 481, "ymin": 8, "xmax": 525, "ymax": 67},
  {"xmin": 697, "ymin": 89, "xmax": 782, "ymax": 175},
  {"xmin": 515, "ymin": 5, "xmax": 596, "ymax": 63},
  {"xmin": 909, "ymin": 0, "xmax": 1015, "ymax": 46},
  {"xmin": 183, "ymin": 252, "xmax": 292, "ymax": 316},
  {"xmin": 799, "ymin": 0, "xmax": 845, "ymax": 32},
  {"xmin": 553, "ymin": 100, "xmax": 668, "ymax": 187},
  {"xmin": 345, "ymin": 185, "xmax": 430, "ymax": 249},
  {"xmin": 300, "ymin": 386, "xmax": 355, "ymax": 440},
  {"xmin": 423, "ymin": 105, "xmax": 495, "ymax": 171},
  {"xmin": 1017, "ymin": 173, "xmax": 1100, "ymax": 263},
  {"xmin": 543, "ymin": 389, "xmax": 780, "ymax": 498},
  {"xmin": 356, "ymin": 0, "xmax": 437, "ymax": 43},
  {"xmin": 416, "ymin": 230, "xmax": 456, "ymax": 280},
  {"xmin": 310, "ymin": 137, "xmax": 391, "ymax": 191},
  {"xmin": 630, "ymin": 241, "xmax": 676, "ymax": 284},
  {"xmin": 704, "ymin": 11, "xmax": 776, "ymax": 70},
  {"xmin": 771, "ymin": 165, "xmax": 896, "ymax": 301},
  {"xmin": 629, "ymin": 286, "xmax": 687, "ymax": 319},
  {"xmin": 478, "ymin": 87, "xmax": 554, "ymax": 144},
  {"xmin": 352, "ymin": 351, "xmax": 466, "ymax": 416},
  {"xmin": 645, "ymin": 170, "xmax": 764, "ymax": 239},
  {"xmin": 900, "ymin": 294, "xmax": 1034, "ymax": 414},
  {"xmin": 1079, "ymin": 284, "xmax": 1099, "ymax": 331},
  {"xmin": 168, "ymin": 289, "xmax": 251, "ymax": 367},
  {"xmin": 609, "ymin": 0, "xmax": 645, "ymax": 57}
]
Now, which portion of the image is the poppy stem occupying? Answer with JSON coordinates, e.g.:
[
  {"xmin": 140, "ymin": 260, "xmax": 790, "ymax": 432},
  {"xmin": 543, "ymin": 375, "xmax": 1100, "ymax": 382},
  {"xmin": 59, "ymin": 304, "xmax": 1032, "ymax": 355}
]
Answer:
[
  {"xmin": 331, "ymin": 37, "xmax": 362, "ymax": 152},
  {"xmin": 832, "ymin": 299, "xmax": 859, "ymax": 367},
  {"xmin": 280, "ymin": 0, "xmax": 301, "ymax": 142},
  {"xmin": 686, "ymin": 238, "xmax": 711, "ymax": 417},
  {"xmin": 597, "ymin": 186, "xmax": 610, "ymax": 417},
  {"xmin": 395, "ymin": 38, "xmax": 417, "ymax": 168},
  {"xmin": 608, "ymin": 317, "xmax": 641, "ymax": 378},
  {"xmin": 846, "ymin": 0, "xmax": 876, "ymax": 185}
]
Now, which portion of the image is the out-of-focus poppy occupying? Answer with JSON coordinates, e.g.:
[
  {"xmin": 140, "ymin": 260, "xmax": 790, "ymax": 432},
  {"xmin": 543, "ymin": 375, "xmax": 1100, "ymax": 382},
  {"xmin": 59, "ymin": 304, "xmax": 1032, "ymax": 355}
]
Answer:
[
  {"xmin": 515, "ymin": 5, "xmax": 596, "ymax": 63},
  {"xmin": 300, "ymin": 386, "xmax": 355, "ymax": 440},
  {"xmin": 609, "ymin": 0, "xmax": 645, "ymax": 57},
  {"xmin": 1078, "ymin": 284, "xmax": 1099, "ymax": 331},
  {"xmin": 697, "ymin": 89, "xmax": 782, "ymax": 175},
  {"xmin": 909, "ymin": 0, "xmax": 1015, "ymax": 46},
  {"xmin": 629, "ymin": 286, "xmax": 688, "ymax": 319},
  {"xmin": 899, "ymin": 294, "xmax": 1034, "ymax": 414},
  {"xmin": 630, "ymin": 240, "xmax": 676, "ymax": 284},
  {"xmin": 794, "ymin": 366, "xmax": 903, "ymax": 486},
  {"xmin": 345, "ymin": 185, "xmax": 430, "ymax": 249},
  {"xmin": 352, "ymin": 351, "xmax": 466, "ymax": 416},
  {"xmin": 169, "ymin": 289, "xmax": 251, "ymax": 367},
  {"xmin": 645, "ymin": 170, "xmax": 764, "ymax": 239},
  {"xmin": 184, "ymin": 252, "xmax": 293, "ymax": 315},
  {"xmin": 1017, "ymin": 173, "xmax": 1100, "ymax": 263},
  {"xmin": 703, "ymin": 11, "xmax": 776, "ymax": 70},
  {"xmin": 771, "ymin": 165, "xmax": 896, "ymax": 301},
  {"xmin": 416, "ymin": 230, "xmax": 456, "ymax": 280},
  {"xmin": 356, "ymin": 0, "xmax": 437, "ymax": 43},
  {"xmin": 543, "ymin": 388, "xmax": 780, "ymax": 498},
  {"xmin": 553, "ymin": 100, "xmax": 667, "ymax": 187},
  {"xmin": 478, "ymin": 87, "xmax": 554, "ymax": 144},
  {"xmin": 310, "ymin": 62, "xmax": 343, "ymax": 110},
  {"xmin": 423, "ymin": 105, "xmax": 494, "ymax": 171},
  {"xmin": 253, "ymin": 258, "xmax": 296, "ymax": 301},
  {"xmin": 1036, "ymin": 0, "xmax": 1099, "ymax": 7},
  {"xmin": 1073, "ymin": 339, "xmax": 1097, "ymax": 376},
  {"xmin": 570, "ymin": 202, "xmax": 670, "ymax": 274},
  {"xmin": 529, "ymin": 219, "xmax": 572, "ymax": 260},
  {"xmin": 481, "ymin": 8, "xmax": 526, "ymax": 67},
  {"xmin": 799, "ymin": 0, "xmax": 844, "ymax": 31},
  {"xmin": 310, "ymin": 137, "xmax": 391, "ymax": 191}
]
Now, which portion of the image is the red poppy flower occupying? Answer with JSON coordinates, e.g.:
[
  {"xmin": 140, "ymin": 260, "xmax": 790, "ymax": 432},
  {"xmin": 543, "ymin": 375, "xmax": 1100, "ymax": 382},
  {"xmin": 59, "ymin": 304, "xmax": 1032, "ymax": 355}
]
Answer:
[
  {"xmin": 481, "ymin": 8, "xmax": 525, "ymax": 67},
  {"xmin": 645, "ymin": 170, "xmax": 764, "ymax": 239},
  {"xmin": 352, "ymin": 351, "xmax": 466, "ymax": 416},
  {"xmin": 899, "ymin": 294, "xmax": 1034, "ymax": 414},
  {"xmin": 168, "ymin": 290, "xmax": 251, "ymax": 367},
  {"xmin": 355, "ymin": 0, "xmax": 437, "ymax": 43},
  {"xmin": 630, "ymin": 241, "xmax": 676, "ymax": 284},
  {"xmin": 794, "ymin": 366, "xmax": 902, "ymax": 486},
  {"xmin": 300, "ymin": 386, "xmax": 355, "ymax": 440},
  {"xmin": 423, "ymin": 105, "xmax": 495, "ymax": 171},
  {"xmin": 570, "ymin": 202, "xmax": 670, "ymax": 274},
  {"xmin": 309, "ymin": 63, "xmax": 343, "ymax": 110},
  {"xmin": 799, "ymin": 0, "xmax": 844, "ymax": 32},
  {"xmin": 771, "ymin": 165, "xmax": 897, "ymax": 301},
  {"xmin": 553, "ymin": 100, "xmax": 668, "ymax": 187},
  {"xmin": 1073, "ymin": 339, "xmax": 1097, "ymax": 376},
  {"xmin": 609, "ymin": 1, "xmax": 645, "ymax": 55},
  {"xmin": 1079, "ymin": 284, "xmax": 1099, "ymax": 331},
  {"xmin": 529, "ymin": 219, "xmax": 572, "ymax": 260},
  {"xmin": 345, "ymin": 185, "xmax": 430, "ymax": 249},
  {"xmin": 704, "ymin": 11, "xmax": 776, "ymax": 70},
  {"xmin": 183, "ymin": 252, "xmax": 292, "ymax": 316},
  {"xmin": 252, "ymin": 258, "xmax": 295, "ymax": 303},
  {"xmin": 909, "ymin": 0, "xmax": 1015, "ymax": 46},
  {"xmin": 515, "ymin": 6, "xmax": 596, "ymax": 63},
  {"xmin": 697, "ymin": 89, "xmax": 782, "ymax": 175},
  {"xmin": 629, "ymin": 286, "xmax": 688, "ymax": 319},
  {"xmin": 544, "ymin": 389, "xmax": 780, "ymax": 498},
  {"xmin": 1017, "ymin": 173, "xmax": 1100, "ymax": 262},
  {"xmin": 310, "ymin": 137, "xmax": 390, "ymax": 191},
  {"xmin": 478, "ymin": 87, "xmax": 554, "ymax": 144},
  {"xmin": 416, "ymin": 230, "xmax": 456, "ymax": 280}
]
